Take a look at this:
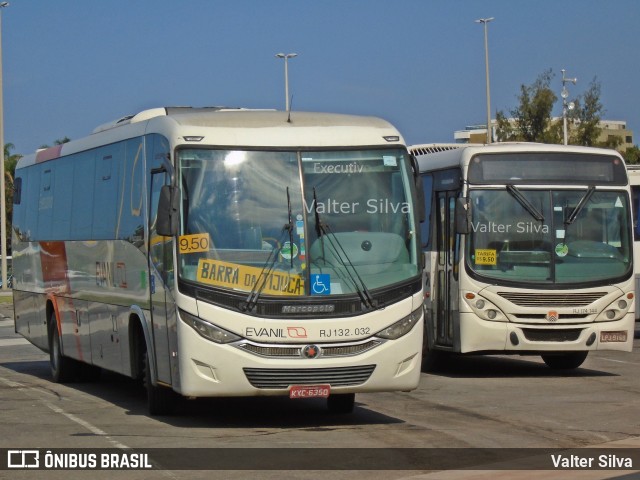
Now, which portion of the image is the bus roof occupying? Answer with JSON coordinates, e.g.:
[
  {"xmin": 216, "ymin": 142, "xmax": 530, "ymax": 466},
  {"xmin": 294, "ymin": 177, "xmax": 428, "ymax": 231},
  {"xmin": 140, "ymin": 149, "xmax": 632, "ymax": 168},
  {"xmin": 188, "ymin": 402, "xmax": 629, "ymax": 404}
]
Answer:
[
  {"xmin": 410, "ymin": 142, "xmax": 625, "ymax": 172},
  {"xmin": 18, "ymin": 107, "xmax": 405, "ymax": 169},
  {"xmin": 626, "ymin": 163, "xmax": 640, "ymax": 185}
]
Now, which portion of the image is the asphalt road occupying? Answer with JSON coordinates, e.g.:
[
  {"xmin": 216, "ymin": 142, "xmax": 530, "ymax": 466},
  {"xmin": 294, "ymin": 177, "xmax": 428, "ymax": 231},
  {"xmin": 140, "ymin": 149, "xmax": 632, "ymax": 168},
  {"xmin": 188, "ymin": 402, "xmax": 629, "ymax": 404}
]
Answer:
[{"xmin": 0, "ymin": 298, "xmax": 639, "ymax": 480}]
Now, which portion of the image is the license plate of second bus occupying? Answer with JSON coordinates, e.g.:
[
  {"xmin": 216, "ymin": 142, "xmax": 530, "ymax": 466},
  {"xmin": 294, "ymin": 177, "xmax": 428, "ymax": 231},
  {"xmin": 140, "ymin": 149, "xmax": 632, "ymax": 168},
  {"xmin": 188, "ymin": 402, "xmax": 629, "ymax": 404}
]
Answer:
[
  {"xmin": 600, "ymin": 331, "xmax": 628, "ymax": 343},
  {"xmin": 289, "ymin": 385, "xmax": 331, "ymax": 399}
]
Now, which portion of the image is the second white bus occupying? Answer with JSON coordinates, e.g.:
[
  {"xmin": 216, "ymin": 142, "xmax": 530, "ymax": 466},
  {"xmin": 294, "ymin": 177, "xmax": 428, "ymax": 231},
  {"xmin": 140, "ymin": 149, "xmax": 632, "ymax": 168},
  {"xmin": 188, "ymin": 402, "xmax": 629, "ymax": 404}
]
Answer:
[
  {"xmin": 627, "ymin": 164, "xmax": 640, "ymax": 320},
  {"xmin": 411, "ymin": 142, "xmax": 634, "ymax": 370}
]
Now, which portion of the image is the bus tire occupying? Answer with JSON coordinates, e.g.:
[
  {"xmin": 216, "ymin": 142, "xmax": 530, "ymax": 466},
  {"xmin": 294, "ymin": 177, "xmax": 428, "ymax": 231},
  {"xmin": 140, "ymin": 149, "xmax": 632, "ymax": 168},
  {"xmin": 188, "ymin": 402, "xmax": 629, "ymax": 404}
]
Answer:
[
  {"xmin": 144, "ymin": 351, "xmax": 176, "ymax": 416},
  {"xmin": 49, "ymin": 313, "xmax": 78, "ymax": 383},
  {"xmin": 422, "ymin": 349, "xmax": 444, "ymax": 372},
  {"xmin": 327, "ymin": 393, "xmax": 355, "ymax": 414},
  {"xmin": 421, "ymin": 328, "xmax": 444, "ymax": 372},
  {"xmin": 541, "ymin": 351, "xmax": 588, "ymax": 370}
]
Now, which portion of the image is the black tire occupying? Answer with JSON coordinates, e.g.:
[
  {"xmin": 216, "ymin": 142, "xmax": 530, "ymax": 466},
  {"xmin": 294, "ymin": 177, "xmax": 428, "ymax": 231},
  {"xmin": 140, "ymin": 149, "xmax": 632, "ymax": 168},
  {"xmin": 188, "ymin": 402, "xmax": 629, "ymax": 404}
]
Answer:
[
  {"xmin": 49, "ymin": 315, "xmax": 78, "ymax": 383},
  {"xmin": 421, "ymin": 323, "xmax": 445, "ymax": 372},
  {"xmin": 144, "ymin": 351, "xmax": 176, "ymax": 416},
  {"xmin": 327, "ymin": 393, "xmax": 355, "ymax": 414},
  {"xmin": 422, "ymin": 349, "xmax": 445, "ymax": 372},
  {"xmin": 541, "ymin": 351, "xmax": 588, "ymax": 370}
]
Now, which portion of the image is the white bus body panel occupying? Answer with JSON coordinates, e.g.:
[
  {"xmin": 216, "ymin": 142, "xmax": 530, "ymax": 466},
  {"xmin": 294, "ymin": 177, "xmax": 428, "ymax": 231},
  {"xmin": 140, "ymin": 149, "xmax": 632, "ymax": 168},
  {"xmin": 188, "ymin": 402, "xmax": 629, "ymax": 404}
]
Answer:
[
  {"xmin": 457, "ymin": 282, "xmax": 635, "ymax": 354},
  {"xmin": 177, "ymin": 296, "xmax": 423, "ymax": 397}
]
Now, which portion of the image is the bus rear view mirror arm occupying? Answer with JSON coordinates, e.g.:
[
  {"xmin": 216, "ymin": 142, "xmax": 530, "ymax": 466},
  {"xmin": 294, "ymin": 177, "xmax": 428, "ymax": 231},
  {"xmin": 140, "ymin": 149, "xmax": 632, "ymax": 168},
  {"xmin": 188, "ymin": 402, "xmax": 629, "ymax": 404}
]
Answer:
[
  {"xmin": 455, "ymin": 197, "xmax": 471, "ymax": 234},
  {"xmin": 157, "ymin": 185, "xmax": 180, "ymax": 237}
]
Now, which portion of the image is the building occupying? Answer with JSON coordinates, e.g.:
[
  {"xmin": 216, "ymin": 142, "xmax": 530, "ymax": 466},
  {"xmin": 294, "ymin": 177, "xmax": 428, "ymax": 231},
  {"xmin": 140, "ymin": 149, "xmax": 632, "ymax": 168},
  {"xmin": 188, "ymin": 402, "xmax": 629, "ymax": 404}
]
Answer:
[
  {"xmin": 597, "ymin": 120, "xmax": 634, "ymax": 151},
  {"xmin": 454, "ymin": 119, "xmax": 634, "ymax": 151}
]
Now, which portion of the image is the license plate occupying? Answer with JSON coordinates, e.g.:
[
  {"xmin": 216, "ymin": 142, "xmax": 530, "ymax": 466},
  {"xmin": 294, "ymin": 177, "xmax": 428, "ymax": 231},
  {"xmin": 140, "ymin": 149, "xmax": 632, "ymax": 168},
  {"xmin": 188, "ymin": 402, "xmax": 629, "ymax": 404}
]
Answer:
[
  {"xmin": 289, "ymin": 385, "xmax": 331, "ymax": 399},
  {"xmin": 600, "ymin": 331, "xmax": 628, "ymax": 343}
]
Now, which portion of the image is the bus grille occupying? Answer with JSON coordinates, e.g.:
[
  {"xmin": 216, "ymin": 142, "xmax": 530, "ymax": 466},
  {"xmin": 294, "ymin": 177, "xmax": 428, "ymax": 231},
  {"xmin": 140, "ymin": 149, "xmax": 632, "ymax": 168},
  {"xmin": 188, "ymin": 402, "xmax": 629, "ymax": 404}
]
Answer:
[
  {"xmin": 498, "ymin": 292, "xmax": 606, "ymax": 307},
  {"xmin": 521, "ymin": 328, "xmax": 584, "ymax": 342},
  {"xmin": 236, "ymin": 340, "xmax": 383, "ymax": 358},
  {"xmin": 243, "ymin": 365, "xmax": 376, "ymax": 389}
]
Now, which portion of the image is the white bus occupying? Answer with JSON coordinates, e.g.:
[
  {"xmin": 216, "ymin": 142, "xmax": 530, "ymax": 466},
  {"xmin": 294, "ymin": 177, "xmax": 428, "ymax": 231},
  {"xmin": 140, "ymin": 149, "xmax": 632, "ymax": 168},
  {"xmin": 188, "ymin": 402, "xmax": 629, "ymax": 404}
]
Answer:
[
  {"xmin": 627, "ymin": 164, "xmax": 640, "ymax": 320},
  {"xmin": 410, "ymin": 142, "xmax": 634, "ymax": 370},
  {"xmin": 12, "ymin": 107, "xmax": 425, "ymax": 414}
]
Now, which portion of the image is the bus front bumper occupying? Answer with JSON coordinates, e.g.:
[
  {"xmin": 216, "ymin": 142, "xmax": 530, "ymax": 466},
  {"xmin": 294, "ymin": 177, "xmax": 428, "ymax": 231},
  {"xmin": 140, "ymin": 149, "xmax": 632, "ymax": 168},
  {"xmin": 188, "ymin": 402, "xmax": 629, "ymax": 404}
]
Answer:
[
  {"xmin": 459, "ymin": 312, "xmax": 634, "ymax": 354},
  {"xmin": 175, "ymin": 316, "xmax": 423, "ymax": 398}
]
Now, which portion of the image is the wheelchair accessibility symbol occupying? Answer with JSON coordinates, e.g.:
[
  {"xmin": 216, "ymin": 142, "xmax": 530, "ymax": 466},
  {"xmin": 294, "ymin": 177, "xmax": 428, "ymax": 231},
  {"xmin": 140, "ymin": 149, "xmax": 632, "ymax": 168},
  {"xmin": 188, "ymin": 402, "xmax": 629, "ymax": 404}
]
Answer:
[{"xmin": 311, "ymin": 274, "xmax": 331, "ymax": 295}]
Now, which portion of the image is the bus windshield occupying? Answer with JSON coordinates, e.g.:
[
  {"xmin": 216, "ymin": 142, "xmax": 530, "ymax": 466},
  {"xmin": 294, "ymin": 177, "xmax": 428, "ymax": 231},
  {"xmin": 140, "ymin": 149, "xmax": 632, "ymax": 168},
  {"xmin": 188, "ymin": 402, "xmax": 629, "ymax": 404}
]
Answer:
[
  {"xmin": 177, "ymin": 148, "xmax": 419, "ymax": 297},
  {"xmin": 467, "ymin": 188, "xmax": 632, "ymax": 285}
]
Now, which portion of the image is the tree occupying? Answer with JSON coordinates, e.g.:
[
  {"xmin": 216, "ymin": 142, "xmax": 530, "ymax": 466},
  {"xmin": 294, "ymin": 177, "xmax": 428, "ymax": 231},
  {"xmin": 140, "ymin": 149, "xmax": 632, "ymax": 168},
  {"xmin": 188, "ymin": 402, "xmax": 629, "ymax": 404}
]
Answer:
[
  {"xmin": 623, "ymin": 145, "xmax": 640, "ymax": 165},
  {"xmin": 570, "ymin": 78, "xmax": 604, "ymax": 146},
  {"xmin": 496, "ymin": 69, "xmax": 559, "ymax": 143},
  {"xmin": 495, "ymin": 70, "xmax": 610, "ymax": 148},
  {"xmin": 3, "ymin": 143, "xmax": 22, "ymax": 256},
  {"xmin": 39, "ymin": 137, "xmax": 71, "ymax": 149}
]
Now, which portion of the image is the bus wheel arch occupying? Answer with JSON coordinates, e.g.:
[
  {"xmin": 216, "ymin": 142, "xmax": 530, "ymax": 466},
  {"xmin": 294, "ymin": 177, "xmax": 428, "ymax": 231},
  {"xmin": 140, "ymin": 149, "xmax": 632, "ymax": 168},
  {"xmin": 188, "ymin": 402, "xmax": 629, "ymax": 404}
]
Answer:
[
  {"xmin": 47, "ymin": 301, "xmax": 77, "ymax": 383},
  {"xmin": 128, "ymin": 313, "xmax": 147, "ymax": 381},
  {"xmin": 128, "ymin": 309, "xmax": 177, "ymax": 415}
]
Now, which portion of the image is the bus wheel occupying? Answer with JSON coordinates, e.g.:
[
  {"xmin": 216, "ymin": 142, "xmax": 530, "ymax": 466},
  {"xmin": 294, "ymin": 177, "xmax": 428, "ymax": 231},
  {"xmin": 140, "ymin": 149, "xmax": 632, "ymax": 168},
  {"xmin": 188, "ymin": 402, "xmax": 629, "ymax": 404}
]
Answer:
[
  {"xmin": 421, "ymin": 349, "xmax": 444, "ymax": 372},
  {"xmin": 421, "ymin": 329, "xmax": 444, "ymax": 372},
  {"xmin": 541, "ymin": 352, "xmax": 588, "ymax": 370},
  {"xmin": 49, "ymin": 314, "xmax": 78, "ymax": 383},
  {"xmin": 144, "ymin": 351, "xmax": 176, "ymax": 416},
  {"xmin": 327, "ymin": 393, "xmax": 355, "ymax": 414}
]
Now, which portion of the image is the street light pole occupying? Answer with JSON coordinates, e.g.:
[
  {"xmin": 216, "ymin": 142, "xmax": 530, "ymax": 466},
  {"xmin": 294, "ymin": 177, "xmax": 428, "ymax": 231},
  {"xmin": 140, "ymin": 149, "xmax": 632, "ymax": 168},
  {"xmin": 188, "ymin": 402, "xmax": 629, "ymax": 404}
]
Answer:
[
  {"xmin": 561, "ymin": 69, "xmax": 577, "ymax": 146},
  {"xmin": 476, "ymin": 17, "xmax": 494, "ymax": 144},
  {"xmin": 0, "ymin": 2, "xmax": 8, "ymax": 291},
  {"xmin": 275, "ymin": 53, "xmax": 297, "ymax": 112}
]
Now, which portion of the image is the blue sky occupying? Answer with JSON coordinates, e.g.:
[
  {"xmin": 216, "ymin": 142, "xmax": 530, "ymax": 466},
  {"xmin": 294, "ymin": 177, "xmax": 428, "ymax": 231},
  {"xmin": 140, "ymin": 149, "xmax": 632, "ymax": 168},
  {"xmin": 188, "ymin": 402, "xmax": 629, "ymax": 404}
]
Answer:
[{"xmin": 3, "ymin": 0, "xmax": 639, "ymax": 156}]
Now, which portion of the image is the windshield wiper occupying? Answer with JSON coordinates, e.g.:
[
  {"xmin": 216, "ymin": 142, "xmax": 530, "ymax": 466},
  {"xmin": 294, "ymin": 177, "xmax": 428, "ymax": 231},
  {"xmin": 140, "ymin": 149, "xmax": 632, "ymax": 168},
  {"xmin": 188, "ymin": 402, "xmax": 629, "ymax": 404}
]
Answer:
[
  {"xmin": 285, "ymin": 187, "xmax": 294, "ymax": 269},
  {"xmin": 242, "ymin": 187, "xmax": 294, "ymax": 312},
  {"xmin": 506, "ymin": 185, "xmax": 544, "ymax": 222},
  {"xmin": 564, "ymin": 186, "xmax": 596, "ymax": 226},
  {"xmin": 312, "ymin": 188, "xmax": 376, "ymax": 310}
]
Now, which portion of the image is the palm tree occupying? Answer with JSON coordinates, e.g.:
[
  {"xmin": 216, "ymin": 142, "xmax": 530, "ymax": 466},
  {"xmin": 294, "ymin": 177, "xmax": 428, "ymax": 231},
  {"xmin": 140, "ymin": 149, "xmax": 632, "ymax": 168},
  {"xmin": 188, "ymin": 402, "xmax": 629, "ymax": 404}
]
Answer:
[{"xmin": 3, "ymin": 143, "xmax": 22, "ymax": 255}]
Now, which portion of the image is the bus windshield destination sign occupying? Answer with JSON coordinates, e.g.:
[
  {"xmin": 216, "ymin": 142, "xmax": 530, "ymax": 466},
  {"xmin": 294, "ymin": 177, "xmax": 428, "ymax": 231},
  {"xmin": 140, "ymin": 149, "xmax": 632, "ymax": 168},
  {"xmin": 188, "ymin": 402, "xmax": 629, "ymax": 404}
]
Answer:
[{"xmin": 196, "ymin": 258, "xmax": 304, "ymax": 296}]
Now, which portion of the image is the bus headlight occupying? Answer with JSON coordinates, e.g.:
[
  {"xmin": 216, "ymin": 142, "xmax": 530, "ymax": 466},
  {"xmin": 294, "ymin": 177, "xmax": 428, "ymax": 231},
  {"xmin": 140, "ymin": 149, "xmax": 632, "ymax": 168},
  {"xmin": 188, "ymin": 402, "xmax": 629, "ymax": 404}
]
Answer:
[
  {"xmin": 376, "ymin": 307, "xmax": 422, "ymax": 340},
  {"xmin": 462, "ymin": 292, "xmax": 506, "ymax": 322},
  {"xmin": 180, "ymin": 310, "xmax": 241, "ymax": 344},
  {"xmin": 595, "ymin": 294, "xmax": 633, "ymax": 322}
]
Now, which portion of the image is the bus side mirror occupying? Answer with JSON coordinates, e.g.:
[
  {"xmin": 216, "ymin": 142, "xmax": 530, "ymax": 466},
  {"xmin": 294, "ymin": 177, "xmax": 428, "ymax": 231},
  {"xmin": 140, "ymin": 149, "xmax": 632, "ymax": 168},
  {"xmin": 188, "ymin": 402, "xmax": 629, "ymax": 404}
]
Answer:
[
  {"xmin": 455, "ymin": 197, "xmax": 471, "ymax": 234},
  {"xmin": 156, "ymin": 185, "xmax": 180, "ymax": 236}
]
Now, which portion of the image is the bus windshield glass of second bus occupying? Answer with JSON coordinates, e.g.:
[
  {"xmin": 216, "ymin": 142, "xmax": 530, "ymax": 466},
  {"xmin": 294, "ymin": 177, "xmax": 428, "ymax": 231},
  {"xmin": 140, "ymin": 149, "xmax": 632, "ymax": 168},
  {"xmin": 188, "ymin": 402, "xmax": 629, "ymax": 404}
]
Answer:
[
  {"xmin": 177, "ymin": 148, "xmax": 419, "ymax": 300},
  {"xmin": 465, "ymin": 152, "xmax": 632, "ymax": 286}
]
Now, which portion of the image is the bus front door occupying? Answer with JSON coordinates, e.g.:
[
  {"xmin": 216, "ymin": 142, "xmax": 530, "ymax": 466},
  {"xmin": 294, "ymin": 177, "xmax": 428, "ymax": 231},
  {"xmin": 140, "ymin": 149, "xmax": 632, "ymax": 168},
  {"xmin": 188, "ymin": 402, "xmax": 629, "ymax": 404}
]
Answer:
[
  {"xmin": 147, "ymin": 137, "xmax": 176, "ymax": 387},
  {"xmin": 433, "ymin": 189, "xmax": 459, "ymax": 350}
]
